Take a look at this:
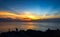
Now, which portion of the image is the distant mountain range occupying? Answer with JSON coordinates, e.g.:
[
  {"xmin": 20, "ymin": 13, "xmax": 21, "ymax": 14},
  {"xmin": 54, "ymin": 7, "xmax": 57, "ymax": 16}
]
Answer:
[{"xmin": 0, "ymin": 18, "xmax": 60, "ymax": 22}]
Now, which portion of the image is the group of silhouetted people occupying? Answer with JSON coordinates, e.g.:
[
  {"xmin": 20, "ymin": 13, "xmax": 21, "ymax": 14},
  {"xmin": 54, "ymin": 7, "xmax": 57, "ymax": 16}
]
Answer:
[{"xmin": 0, "ymin": 28, "xmax": 60, "ymax": 37}]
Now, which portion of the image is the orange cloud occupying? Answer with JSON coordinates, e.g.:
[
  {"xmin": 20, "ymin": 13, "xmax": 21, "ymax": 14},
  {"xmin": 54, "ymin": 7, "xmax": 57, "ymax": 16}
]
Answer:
[
  {"xmin": 0, "ymin": 11, "xmax": 40, "ymax": 21},
  {"xmin": 0, "ymin": 11, "xmax": 17, "ymax": 19},
  {"xmin": 0, "ymin": 11, "xmax": 60, "ymax": 21}
]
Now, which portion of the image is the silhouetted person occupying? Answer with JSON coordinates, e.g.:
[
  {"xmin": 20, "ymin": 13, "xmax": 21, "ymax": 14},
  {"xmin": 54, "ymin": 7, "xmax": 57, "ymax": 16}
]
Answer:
[
  {"xmin": 57, "ymin": 29, "xmax": 59, "ymax": 31},
  {"xmin": 16, "ymin": 28, "xmax": 18, "ymax": 32},
  {"xmin": 8, "ymin": 29, "xmax": 10, "ymax": 32}
]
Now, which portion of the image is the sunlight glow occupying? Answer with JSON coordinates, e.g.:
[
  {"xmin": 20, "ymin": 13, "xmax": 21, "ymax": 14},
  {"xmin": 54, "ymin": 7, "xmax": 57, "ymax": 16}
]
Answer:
[
  {"xmin": 0, "ymin": 11, "xmax": 60, "ymax": 21},
  {"xmin": 19, "ymin": 12, "xmax": 40, "ymax": 20}
]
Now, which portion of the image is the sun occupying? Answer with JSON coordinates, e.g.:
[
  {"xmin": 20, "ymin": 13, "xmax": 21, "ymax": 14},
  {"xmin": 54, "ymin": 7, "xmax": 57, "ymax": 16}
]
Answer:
[
  {"xmin": 19, "ymin": 11, "xmax": 40, "ymax": 20},
  {"xmin": 26, "ymin": 15, "xmax": 38, "ymax": 20}
]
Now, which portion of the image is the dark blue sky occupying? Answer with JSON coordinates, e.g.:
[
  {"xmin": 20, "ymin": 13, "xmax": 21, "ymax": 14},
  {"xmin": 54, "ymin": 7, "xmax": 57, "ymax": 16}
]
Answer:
[{"xmin": 0, "ymin": 0, "xmax": 60, "ymax": 16}]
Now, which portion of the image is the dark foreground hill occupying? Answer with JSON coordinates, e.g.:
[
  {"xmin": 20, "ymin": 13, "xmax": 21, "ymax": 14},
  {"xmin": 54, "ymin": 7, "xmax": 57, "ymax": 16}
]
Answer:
[{"xmin": 0, "ymin": 28, "xmax": 60, "ymax": 37}]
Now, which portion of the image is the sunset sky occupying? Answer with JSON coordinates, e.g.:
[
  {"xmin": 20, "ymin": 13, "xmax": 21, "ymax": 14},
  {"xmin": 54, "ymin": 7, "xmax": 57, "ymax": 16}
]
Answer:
[
  {"xmin": 0, "ymin": 0, "xmax": 60, "ymax": 32},
  {"xmin": 0, "ymin": 0, "xmax": 60, "ymax": 20}
]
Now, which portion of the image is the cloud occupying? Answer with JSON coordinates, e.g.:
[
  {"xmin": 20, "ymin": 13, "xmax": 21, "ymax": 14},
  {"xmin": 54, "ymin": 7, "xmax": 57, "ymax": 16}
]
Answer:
[
  {"xmin": 53, "ymin": 11, "xmax": 60, "ymax": 16},
  {"xmin": 0, "ymin": 11, "xmax": 60, "ymax": 20}
]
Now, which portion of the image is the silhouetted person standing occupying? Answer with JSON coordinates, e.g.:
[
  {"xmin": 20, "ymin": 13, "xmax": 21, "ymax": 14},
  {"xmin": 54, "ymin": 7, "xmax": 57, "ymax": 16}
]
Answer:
[{"xmin": 16, "ymin": 28, "xmax": 18, "ymax": 32}]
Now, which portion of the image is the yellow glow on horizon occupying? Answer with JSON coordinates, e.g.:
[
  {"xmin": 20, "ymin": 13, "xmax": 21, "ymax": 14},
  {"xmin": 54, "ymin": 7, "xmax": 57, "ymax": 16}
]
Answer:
[
  {"xmin": 0, "ymin": 11, "xmax": 40, "ymax": 20},
  {"xmin": 0, "ymin": 11, "xmax": 60, "ymax": 20},
  {"xmin": 18, "ymin": 12, "xmax": 40, "ymax": 20}
]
